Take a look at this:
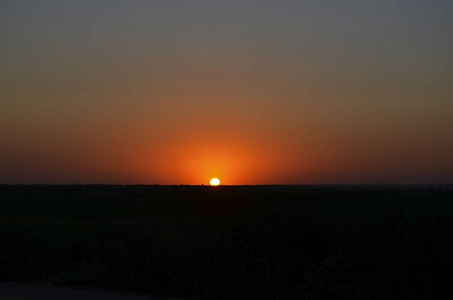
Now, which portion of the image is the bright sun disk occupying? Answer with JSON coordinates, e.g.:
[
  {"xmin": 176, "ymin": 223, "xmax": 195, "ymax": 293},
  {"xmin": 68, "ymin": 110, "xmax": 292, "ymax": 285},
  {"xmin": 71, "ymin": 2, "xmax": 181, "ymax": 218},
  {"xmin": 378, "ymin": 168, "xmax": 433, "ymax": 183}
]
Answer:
[{"xmin": 210, "ymin": 178, "xmax": 220, "ymax": 186}]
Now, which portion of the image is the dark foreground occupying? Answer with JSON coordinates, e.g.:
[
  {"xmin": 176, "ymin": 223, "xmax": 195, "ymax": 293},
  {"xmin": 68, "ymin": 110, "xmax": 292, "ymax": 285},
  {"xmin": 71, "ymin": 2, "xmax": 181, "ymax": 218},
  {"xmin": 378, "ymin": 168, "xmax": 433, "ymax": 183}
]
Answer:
[
  {"xmin": 0, "ymin": 282, "xmax": 164, "ymax": 300},
  {"xmin": 0, "ymin": 184, "xmax": 452, "ymax": 299}
]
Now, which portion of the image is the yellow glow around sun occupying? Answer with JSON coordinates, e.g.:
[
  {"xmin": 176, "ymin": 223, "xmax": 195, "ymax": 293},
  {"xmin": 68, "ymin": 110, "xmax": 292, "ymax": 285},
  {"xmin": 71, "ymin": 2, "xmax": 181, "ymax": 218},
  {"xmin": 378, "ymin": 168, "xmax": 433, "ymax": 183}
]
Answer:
[{"xmin": 210, "ymin": 178, "xmax": 220, "ymax": 186}]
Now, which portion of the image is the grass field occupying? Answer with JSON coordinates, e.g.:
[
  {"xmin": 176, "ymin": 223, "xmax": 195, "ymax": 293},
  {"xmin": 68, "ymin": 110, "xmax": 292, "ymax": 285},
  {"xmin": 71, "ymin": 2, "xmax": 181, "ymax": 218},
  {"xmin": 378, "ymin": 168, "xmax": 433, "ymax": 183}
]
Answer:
[{"xmin": 1, "ymin": 184, "xmax": 452, "ymax": 299}]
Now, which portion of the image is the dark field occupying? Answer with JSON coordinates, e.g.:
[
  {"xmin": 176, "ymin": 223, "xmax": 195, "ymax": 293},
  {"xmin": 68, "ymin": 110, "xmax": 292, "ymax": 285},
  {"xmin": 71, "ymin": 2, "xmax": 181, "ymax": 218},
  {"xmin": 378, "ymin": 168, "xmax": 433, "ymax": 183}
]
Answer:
[{"xmin": 1, "ymin": 184, "xmax": 452, "ymax": 299}]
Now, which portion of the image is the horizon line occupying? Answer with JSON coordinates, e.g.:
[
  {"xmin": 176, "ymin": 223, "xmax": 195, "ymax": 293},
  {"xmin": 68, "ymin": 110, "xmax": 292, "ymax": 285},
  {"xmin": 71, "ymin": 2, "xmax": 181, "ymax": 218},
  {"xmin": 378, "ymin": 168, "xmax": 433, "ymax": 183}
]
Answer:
[{"xmin": 1, "ymin": 183, "xmax": 451, "ymax": 187}]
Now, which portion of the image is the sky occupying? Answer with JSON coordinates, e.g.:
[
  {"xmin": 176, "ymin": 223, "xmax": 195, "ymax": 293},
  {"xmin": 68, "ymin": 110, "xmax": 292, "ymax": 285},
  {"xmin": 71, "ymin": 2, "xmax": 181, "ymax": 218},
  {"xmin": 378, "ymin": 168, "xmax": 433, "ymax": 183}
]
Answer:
[{"xmin": 1, "ymin": 0, "xmax": 452, "ymax": 185}]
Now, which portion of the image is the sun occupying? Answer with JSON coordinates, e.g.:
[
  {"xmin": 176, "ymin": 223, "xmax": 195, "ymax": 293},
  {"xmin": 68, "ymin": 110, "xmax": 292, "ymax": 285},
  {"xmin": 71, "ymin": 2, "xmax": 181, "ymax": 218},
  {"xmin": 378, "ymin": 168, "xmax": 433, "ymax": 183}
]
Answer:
[{"xmin": 210, "ymin": 178, "xmax": 220, "ymax": 186}]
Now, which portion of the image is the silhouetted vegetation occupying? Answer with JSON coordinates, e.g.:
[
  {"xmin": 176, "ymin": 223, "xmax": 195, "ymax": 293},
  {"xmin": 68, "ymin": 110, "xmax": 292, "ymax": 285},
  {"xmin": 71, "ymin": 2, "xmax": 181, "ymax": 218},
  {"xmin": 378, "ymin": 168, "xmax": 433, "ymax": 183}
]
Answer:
[{"xmin": 0, "ymin": 184, "xmax": 452, "ymax": 299}]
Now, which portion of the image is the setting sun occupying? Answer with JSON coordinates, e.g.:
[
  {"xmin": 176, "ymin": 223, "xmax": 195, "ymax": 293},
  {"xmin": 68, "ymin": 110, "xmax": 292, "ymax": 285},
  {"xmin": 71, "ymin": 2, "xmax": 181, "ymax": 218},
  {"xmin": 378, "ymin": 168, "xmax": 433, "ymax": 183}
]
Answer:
[{"xmin": 210, "ymin": 178, "xmax": 220, "ymax": 186}]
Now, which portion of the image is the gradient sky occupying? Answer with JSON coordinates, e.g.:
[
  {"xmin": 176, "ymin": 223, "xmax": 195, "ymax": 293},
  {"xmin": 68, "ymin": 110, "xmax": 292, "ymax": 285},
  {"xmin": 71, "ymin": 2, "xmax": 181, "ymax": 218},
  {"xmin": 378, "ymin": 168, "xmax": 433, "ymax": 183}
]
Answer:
[{"xmin": 1, "ymin": 0, "xmax": 452, "ymax": 184}]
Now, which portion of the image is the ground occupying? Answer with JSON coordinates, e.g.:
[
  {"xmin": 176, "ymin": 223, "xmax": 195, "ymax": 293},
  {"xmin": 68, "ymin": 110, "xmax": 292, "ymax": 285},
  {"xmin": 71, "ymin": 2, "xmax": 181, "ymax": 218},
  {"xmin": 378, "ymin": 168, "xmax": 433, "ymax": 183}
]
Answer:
[{"xmin": 0, "ymin": 283, "xmax": 185, "ymax": 300}]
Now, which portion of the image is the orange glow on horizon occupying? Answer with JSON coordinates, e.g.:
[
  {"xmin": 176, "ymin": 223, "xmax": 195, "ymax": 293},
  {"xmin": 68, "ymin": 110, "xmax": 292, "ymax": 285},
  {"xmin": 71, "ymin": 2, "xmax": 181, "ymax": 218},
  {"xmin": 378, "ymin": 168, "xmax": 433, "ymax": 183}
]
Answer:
[{"xmin": 128, "ymin": 128, "xmax": 320, "ymax": 185}]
